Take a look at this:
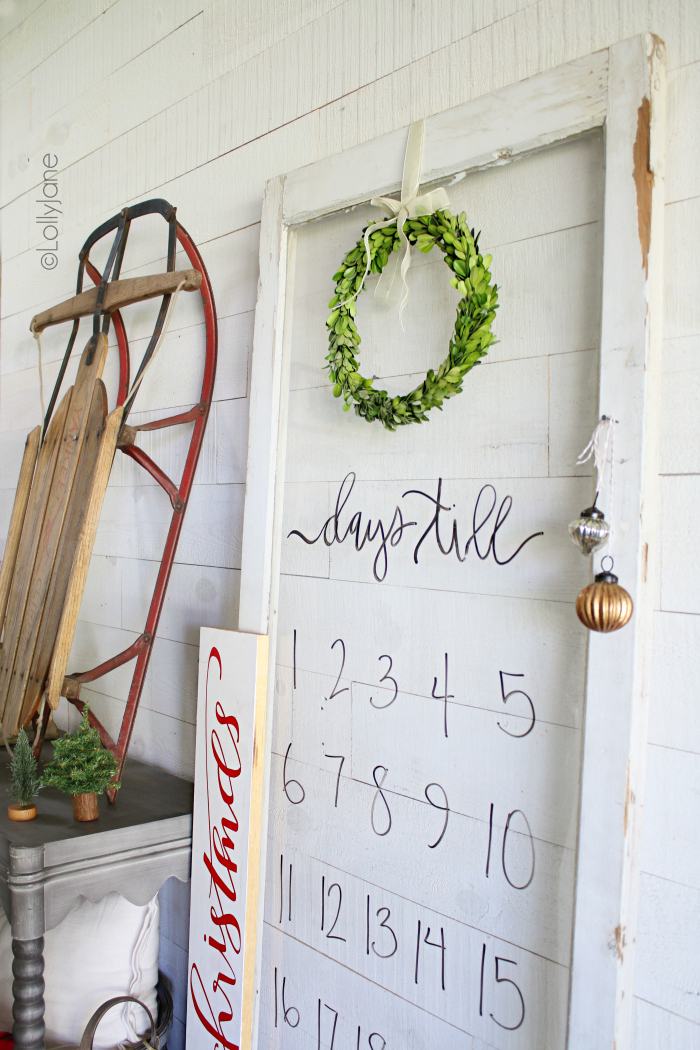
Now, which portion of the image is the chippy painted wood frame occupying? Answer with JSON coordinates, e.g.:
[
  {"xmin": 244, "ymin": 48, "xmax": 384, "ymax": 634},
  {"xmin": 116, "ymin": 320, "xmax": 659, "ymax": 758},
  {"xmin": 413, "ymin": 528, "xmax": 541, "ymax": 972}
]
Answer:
[{"xmin": 238, "ymin": 35, "xmax": 666, "ymax": 1050}]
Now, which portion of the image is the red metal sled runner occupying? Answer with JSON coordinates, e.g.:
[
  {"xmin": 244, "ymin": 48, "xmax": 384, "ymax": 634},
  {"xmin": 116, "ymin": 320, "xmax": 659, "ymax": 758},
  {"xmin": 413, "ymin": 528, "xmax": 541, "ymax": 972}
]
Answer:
[{"xmin": 0, "ymin": 199, "xmax": 217, "ymax": 799}]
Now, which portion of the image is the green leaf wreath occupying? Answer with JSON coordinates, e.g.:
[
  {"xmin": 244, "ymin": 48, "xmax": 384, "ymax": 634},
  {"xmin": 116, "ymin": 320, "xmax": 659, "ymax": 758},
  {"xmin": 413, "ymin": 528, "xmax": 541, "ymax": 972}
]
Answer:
[{"xmin": 325, "ymin": 209, "xmax": 499, "ymax": 430}]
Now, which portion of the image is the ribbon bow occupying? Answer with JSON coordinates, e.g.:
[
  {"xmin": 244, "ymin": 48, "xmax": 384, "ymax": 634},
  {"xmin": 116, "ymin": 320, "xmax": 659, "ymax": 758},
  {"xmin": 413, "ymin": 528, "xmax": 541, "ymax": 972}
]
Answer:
[{"xmin": 342, "ymin": 119, "xmax": 451, "ymax": 321}]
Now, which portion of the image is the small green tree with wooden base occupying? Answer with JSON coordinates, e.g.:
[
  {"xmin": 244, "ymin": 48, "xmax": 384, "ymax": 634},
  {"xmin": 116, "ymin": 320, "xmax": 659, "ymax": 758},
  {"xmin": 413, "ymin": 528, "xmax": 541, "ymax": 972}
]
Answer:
[
  {"xmin": 42, "ymin": 706, "xmax": 119, "ymax": 820},
  {"xmin": 7, "ymin": 729, "xmax": 41, "ymax": 820}
]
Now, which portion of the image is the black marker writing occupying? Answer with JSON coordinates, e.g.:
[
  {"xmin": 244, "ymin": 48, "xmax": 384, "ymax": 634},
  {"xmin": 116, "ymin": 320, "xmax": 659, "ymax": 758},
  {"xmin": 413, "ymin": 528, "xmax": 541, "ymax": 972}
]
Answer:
[{"xmin": 288, "ymin": 472, "xmax": 542, "ymax": 582}]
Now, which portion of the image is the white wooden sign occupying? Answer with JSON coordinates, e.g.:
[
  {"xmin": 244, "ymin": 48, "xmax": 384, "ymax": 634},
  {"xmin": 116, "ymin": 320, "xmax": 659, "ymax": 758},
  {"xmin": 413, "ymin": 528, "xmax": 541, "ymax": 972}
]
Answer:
[
  {"xmin": 186, "ymin": 628, "xmax": 269, "ymax": 1050},
  {"xmin": 239, "ymin": 35, "xmax": 665, "ymax": 1050}
]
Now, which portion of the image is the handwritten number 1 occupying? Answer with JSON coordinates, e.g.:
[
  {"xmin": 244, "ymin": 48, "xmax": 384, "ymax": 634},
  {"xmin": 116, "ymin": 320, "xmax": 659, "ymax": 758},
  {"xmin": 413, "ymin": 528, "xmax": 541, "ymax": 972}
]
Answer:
[{"xmin": 279, "ymin": 854, "xmax": 292, "ymax": 922}]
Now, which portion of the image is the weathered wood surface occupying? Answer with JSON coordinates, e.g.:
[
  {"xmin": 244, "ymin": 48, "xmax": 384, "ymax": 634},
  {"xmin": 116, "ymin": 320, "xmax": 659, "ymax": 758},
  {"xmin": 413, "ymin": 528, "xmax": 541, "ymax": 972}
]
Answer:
[
  {"xmin": 45, "ymin": 403, "xmax": 124, "ymax": 712},
  {"xmin": 0, "ymin": 334, "xmax": 108, "ymax": 737},
  {"xmin": 568, "ymin": 36, "xmax": 666, "ymax": 1050},
  {"xmin": 1, "ymin": 4, "xmax": 698, "ymax": 1047},
  {"xmin": 240, "ymin": 37, "xmax": 664, "ymax": 1050},
  {"xmin": 19, "ymin": 382, "xmax": 107, "ymax": 725},
  {"xmin": 30, "ymin": 269, "xmax": 202, "ymax": 333},
  {"xmin": 186, "ymin": 630, "xmax": 269, "ymax": 1050},
  {"xmin": 0, "ymin": 427, "xmax": 40, "ymax": 635},
  {"xmin": 0, "ymin": 394, "xmax": 71, "ymax": 728}
]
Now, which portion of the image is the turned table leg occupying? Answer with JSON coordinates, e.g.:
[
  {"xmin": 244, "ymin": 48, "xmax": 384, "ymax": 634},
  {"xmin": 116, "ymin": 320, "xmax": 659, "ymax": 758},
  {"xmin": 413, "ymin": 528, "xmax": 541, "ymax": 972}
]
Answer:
[
  {"xmin": 12, "ymin": 938, "xmax": 45, "ymax": 1050},
  {"xmin": 9, "ymin": 846, "xmax": 45, "ymax": 1050}
]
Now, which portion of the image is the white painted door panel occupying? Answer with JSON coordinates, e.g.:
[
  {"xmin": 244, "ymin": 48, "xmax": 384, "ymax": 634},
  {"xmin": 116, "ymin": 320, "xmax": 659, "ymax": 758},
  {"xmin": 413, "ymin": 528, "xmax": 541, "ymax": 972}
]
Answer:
[
  {"xmin": 256, "ymin": 129, "xmax": 603, "ymax": 1049},
  {"xmin": 241, "ymin": 39, "xmax": 665, "ymax": 1050}
]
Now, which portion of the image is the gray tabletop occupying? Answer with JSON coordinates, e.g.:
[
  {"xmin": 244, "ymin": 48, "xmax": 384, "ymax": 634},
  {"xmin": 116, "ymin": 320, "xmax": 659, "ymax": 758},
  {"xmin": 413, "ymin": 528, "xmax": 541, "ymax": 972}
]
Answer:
[{"xmin": 0, "ymin": 741, "xmax": 194, "ymax": 934}]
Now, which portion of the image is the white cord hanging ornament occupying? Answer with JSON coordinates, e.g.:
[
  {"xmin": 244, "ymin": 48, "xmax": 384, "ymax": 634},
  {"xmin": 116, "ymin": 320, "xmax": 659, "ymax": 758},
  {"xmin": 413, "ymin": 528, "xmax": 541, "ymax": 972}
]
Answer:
[
  {"xmin": 569, "ymin": 416, "xmax": 633, "ymax": 633},
  {"xmin": 568, "ymin": 416, "xmax": 614, "ymax": 555}
]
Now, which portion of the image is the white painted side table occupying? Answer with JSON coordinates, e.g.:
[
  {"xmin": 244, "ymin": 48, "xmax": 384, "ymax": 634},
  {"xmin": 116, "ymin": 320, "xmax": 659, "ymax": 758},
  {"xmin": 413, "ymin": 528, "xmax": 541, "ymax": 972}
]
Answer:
[{"xmin": 0, "ymin": 745, "xmax": 193, "ymax": 1050}]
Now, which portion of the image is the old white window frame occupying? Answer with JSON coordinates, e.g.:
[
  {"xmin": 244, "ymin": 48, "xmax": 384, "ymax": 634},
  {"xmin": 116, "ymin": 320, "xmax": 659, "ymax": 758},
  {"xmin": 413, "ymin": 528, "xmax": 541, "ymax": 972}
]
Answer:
[{"xmin": 238, "ymin": 34, "xmax": 666, "ymax": 1050}]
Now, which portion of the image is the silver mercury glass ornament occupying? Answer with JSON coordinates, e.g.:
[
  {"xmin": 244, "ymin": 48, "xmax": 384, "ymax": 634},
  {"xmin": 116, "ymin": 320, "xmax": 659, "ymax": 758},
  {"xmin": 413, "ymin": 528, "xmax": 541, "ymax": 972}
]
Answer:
[{"xmin": 568, "ymin": 504, "xmax": 610, "ymax": 556}]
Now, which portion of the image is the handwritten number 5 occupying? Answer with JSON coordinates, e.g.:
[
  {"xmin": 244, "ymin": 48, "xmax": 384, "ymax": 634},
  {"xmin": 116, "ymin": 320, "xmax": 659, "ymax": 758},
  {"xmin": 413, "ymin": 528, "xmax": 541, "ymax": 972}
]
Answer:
[
  {"xmin": 498, "ymin": 671, "xmax": 535, "ymax": 738},
  {"xmin": 370, "ymin": 655, "xmax": 398, "ymax": 708},
  {"xmin": 491, "ymin": 956, "xmax": 525, "ymax": 1030}
]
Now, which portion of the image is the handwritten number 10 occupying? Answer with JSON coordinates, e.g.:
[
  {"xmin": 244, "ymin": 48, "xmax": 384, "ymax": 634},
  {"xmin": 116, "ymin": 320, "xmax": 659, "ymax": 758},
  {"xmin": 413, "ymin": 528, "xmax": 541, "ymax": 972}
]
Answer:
[{"xmin": 486, "ymin": 804, "xmax": 536, "ymax": 890}]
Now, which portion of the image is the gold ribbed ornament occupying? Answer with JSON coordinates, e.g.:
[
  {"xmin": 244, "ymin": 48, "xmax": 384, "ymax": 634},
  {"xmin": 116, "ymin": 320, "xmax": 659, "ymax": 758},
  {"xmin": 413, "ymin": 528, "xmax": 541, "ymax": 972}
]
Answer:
[{"xmin": 576, "ymin": 569, "xmax": 633, "ymax": 633}]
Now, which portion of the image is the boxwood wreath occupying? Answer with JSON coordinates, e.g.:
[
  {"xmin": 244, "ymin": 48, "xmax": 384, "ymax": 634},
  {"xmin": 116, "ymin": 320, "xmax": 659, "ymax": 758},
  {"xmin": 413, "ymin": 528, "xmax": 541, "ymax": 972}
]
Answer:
[{"xmin": 325, "ymin": 209, "xmax": 498, "ymax": 430}]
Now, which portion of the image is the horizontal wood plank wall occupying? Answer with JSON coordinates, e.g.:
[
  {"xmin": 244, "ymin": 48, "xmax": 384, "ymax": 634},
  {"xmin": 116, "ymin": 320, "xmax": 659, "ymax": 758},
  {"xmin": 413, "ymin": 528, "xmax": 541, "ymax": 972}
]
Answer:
[{"xmin": 0, "ymin": 2, "xmax": 698, "ymax": 1047}]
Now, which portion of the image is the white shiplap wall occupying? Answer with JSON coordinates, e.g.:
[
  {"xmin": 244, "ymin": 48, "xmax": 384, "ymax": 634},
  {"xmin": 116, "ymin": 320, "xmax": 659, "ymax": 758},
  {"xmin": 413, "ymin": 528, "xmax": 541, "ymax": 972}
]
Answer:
[{"xmin": 0, "ymin": 3, "xmax": 698, "ymax": 1048}]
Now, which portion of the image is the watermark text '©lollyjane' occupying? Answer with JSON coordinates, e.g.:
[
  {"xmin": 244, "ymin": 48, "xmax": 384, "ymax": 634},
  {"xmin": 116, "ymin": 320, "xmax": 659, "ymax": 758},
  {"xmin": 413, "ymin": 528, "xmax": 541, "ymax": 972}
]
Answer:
[{"xmin": 37, "ymin": 154, "xmax": 60, "ymax": 269}]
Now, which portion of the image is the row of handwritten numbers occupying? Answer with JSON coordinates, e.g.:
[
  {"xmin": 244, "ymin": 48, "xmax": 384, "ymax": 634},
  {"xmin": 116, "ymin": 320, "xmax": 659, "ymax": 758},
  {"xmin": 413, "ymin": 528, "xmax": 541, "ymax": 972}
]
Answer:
[
  {"xmin": 276, "ymin": 632, "xmax": 533, "ymax": 1042},
  {"xmin": 275, "ymin": 969, "xmax": 387, "ymax": 1048},
  {"xmin": 282, "ymin": 749, "xmax": 536, "ymax": 890},
  {"xmin": 294, "ymin": 632, "xmax": 536, "ymax": 738},
  {"xmin": 273, "ymin": 937, "xmax": 525, "ymax": 1041},
  {"xmin": 280, "ymin": 856, "xmax": 527, "ymax": 1011}
]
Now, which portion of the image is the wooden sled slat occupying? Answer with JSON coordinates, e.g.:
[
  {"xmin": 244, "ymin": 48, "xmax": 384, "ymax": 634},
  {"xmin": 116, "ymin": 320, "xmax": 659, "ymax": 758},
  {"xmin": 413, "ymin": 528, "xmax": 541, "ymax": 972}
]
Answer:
[
  {"xmin": 3, "ymin": 198, "xmax": 218, "ymax": 787},
  {"xmin": 19, "ymin": 381, "xmax": 108, "ymax": 726},
  {"xmin": 0, "ymin": 393, "xmax": 71, "ymax": 716},
  {"xmin": 0, "ymin": 426, "xmax": 41, "ymax": 633},
  {"xmin": 45, "ymin": 403, "xmax": 124, "ymax": 713},
  {"xmin": 1, "ymin": 333, "xmax": 109, "ymax": 737},
  {"xmin": 31, "ymin": 269, "xmax": 202, "ymax": 333}
]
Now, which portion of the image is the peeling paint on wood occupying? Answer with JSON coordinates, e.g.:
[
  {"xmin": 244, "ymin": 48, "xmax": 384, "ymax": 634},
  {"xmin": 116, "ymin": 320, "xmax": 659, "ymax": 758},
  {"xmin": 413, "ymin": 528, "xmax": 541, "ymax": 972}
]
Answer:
[{"xmin": 633, "ymin": 96, "xmax": 654, "ymax": 277}]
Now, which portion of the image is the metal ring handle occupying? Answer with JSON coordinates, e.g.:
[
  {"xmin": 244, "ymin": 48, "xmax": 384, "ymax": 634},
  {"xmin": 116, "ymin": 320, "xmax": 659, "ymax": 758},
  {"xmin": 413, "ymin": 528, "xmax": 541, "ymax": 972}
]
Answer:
[{"xmin": 78, "ymin": 995, "xmax": 157, "ymax": 1050}]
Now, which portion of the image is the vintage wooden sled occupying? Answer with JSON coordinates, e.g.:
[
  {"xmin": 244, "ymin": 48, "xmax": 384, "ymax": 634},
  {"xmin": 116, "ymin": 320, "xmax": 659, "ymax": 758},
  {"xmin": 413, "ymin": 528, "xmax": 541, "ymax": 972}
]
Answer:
[{"xmin": 0, "ymin": 199, "xmax": 217, "ymax": 798}]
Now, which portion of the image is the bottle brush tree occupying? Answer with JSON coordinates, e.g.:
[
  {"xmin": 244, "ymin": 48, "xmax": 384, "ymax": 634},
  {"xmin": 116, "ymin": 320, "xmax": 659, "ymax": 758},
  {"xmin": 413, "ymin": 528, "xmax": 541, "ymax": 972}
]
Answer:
[
  {"xmin": 42, "ymin": 706, "xmax": 119, "ymax": 797},
  {"xmin": 9, "ymin": 729, "xmax": 41, "ymax": 807}
]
